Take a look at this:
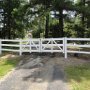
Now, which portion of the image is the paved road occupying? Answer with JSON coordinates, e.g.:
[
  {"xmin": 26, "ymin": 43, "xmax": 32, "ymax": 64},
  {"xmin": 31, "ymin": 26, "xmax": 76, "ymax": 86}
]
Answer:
[{"xmin": 0, "ymin": 56, "xmax": 69, "ymax": 90}]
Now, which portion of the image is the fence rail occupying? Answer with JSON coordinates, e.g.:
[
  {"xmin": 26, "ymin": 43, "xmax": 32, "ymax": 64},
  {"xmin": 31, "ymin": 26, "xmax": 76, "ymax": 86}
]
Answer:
[{"xmin": 0, "ymin": 38, "xmax": 90, "ymax": 58}]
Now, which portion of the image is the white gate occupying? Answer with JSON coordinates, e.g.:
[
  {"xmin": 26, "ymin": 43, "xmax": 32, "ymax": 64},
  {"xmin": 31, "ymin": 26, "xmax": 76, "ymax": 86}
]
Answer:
[
  {"xmin": 21, "ymin": 38, "xmax": 64, "ymax": 53},
  {"xmin": 41, "ymin": 38, "xmax": 64, "ymax": 53},
  {"xmin": 21, "ymin": 39, "xmax": 40, "ymax": 53}
]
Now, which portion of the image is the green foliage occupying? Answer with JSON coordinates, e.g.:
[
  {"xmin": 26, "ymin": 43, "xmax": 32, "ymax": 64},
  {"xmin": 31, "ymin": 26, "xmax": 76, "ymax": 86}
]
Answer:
[
  {"xmin": 85, "ymin": 28, "xmax": 90, "ymax": 38},
  {"xmin": 74, "ymin": 25, "xmax": 85, "ymax": 38},
  {"xmin": 0, "ymin": 0, "xmax": 90, "ymax": 38},
  {"xmin": 64, "ymin": 22, "xmax": 75, "ymax": 37},
  {"xmin": 0, "ymin": 0, "xmax": 27, "ymax": 39}
]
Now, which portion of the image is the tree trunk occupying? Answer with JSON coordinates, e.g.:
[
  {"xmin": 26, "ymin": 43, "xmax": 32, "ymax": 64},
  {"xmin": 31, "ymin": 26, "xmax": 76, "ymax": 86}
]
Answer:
[
  {"xmin": 59, "ymin": 9, "xmax": 64, "ymax": 37},
  {"xmin": 7, "ymin": 15, "xmax": 11, "ymax": 39},
  {"xmin": 86, "ymin": 1, "xmax": 90, "ymax": 28},
  {"xmin": 7, "ymin": 0, "xmax": 12, "ymax": 39},
  {"xmin": 81, "ymin": 0, "xmax": 85, "ymax": 38},
  {"xmin": 45, "ymin": 14, "xmax": 49, "ymax": 38}
]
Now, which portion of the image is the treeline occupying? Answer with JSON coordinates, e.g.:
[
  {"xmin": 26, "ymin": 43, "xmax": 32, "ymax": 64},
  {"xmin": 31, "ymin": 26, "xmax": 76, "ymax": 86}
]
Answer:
[
  {"xmin": 0, "ymin": 0, "xmax": 26, "ymax": 39},
  {"xmin": 0, "ymin": 0, "xmax": 90, "ymax": 39}
]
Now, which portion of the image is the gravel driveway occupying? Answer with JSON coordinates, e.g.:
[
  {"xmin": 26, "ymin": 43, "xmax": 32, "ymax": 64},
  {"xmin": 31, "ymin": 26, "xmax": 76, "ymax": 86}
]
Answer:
[{"xmin": 0, "ymin": 53, "xmax": 88, "ymax": 90}]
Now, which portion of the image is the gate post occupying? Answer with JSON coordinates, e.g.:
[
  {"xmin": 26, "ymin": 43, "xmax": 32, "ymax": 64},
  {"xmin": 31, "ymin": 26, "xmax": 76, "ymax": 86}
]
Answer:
[
  {"xmin": 63, "ymin": 38, "xmax": 65, "ymax": 53},
  {"xmin": 51, "ymin": 38, "xmax": 53, "ymax": 53},
  {"xmin": 19, "ymin": 40, "xmax": 22, "ymax": 56},
  {"xmin": 40, "ymin": 38, "xmax": 42, "ymax": 52},
  {"xmin": 64, "ymin": 37, "xmax": 67, "ymax": 59},
  {"xmin": 29, "ymin": 39, "xmax": 31, "ymax": 53},
  {"xmin": 0, "ymin": 39, "xmax": 2, "ymax": 54}
]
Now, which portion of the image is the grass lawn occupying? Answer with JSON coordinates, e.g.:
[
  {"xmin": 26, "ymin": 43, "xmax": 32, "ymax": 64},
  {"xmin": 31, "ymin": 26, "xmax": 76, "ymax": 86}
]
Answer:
[
  {"xmin": 0, "ymin": 54, "xmax": 20, "ymax": 79},
  {"xmin": 65, "ymin": 63, "xmax": 90, "ymax": 90}
]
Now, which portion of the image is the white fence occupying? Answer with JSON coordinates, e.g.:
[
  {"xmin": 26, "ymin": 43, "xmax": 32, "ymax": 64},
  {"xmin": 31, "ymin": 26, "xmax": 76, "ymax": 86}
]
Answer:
[{"xmin": 0, "ymin": 38, "xmax": 90, "ymax": 58}]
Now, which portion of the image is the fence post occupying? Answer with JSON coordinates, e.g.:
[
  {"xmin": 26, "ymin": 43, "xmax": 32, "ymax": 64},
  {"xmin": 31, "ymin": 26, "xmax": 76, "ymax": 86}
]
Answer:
[
  {"xmin": 0, "ymin": 39, "xmax": 2, "ymax": 54},
  {"xmin": 51, "ymin": 38, "xmax": 53, "ymax": 53},
  {"xmin": 30, "ymin": 39, "xmax": 31, "ymax": 53},
  {"xmin": 19, "ymin": 40, "xmax": 22, "ymax": 56},
  {"xmin": 64, "ymin": 37, "xmax": 67, "ymax": 59},
  {"xmin": 40, "ymin": 38, "xmax": 42, "ymax": 52},
  {"xmin": 63, "ymin": 38, "xmax": 65, "ymax": 53}
]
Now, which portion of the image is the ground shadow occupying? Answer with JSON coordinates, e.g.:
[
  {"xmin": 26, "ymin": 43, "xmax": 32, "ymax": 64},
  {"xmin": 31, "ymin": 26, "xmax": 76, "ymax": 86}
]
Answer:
[
  {"xmin": 15, "ymin": 53, "xmax": 90, "ymax": 88},
  {"xmin": 22, "ymin": 64, "xmax": 66, "ymax": 83}
]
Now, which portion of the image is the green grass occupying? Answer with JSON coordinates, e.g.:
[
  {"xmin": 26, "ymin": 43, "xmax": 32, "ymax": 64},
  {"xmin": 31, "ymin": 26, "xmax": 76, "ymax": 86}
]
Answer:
[
  {"xmin": 0, "ymin": 55, "xmax": 20, "ymax": 79},
  {"xmin": 65, "ymin": 64, "xmax": 90, "ymax": 90}
]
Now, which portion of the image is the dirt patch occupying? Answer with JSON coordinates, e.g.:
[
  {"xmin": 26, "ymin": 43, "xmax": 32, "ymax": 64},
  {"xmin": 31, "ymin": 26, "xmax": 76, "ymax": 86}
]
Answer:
[{"xmin": 17, "ymin": 53, "xmax": 90, "ymax": 70}]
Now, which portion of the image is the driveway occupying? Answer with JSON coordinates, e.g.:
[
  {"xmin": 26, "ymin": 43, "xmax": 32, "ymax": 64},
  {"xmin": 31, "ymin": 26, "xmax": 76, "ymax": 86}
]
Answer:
[{"xmin": 0, "ymin": 54, "xmax": 69, "ymax": 90}]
